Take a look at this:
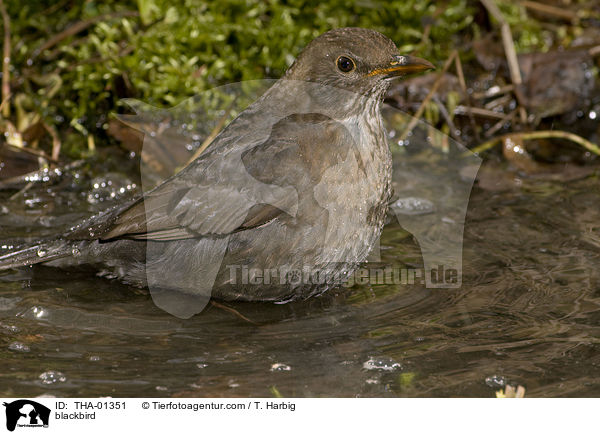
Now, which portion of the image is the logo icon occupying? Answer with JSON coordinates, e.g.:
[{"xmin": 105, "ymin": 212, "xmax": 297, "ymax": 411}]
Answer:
[{"xmin": 3, "ymin": 400, "xmax": 50, "ymax": 432}]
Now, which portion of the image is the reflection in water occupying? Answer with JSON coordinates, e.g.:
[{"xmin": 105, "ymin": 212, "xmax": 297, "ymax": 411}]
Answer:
[{"xmin": 0, "ymin": 162, "xmax": 599, "ymax": 397}]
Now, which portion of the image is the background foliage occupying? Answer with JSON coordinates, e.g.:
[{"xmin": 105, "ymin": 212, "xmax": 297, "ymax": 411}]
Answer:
[{"xmin": 7, "ymin": 0, "xmax": 566, "ymax": 155}]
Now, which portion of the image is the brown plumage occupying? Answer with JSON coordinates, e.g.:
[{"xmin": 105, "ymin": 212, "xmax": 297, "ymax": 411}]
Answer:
[{"xmin": 0, "ymin": 28, "xmax": 433, "ymax": 315}]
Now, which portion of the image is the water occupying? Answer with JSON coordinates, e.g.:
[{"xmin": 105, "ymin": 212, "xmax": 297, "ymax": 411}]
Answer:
[{"xmin": 0, "ymin": 155, "xmax": 599, "ymax": 397}]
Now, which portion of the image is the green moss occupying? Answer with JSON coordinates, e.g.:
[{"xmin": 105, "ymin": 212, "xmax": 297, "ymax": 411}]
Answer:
[
  {"xmin": 7, "ymin": 0, "xmax": 562, "ymax": 156},
  {"xmin": 6, "ymin": 0, "xmax": 477, "ymax": 153},
  {"xmin": 398, "ymin": 372, "xmax": 416, "ymax": 387}
]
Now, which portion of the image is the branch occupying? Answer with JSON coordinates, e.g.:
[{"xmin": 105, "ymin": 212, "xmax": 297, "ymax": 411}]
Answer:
[
  {"xmin": 0, "ymin": 0, "xmax": 10, "ymax": 118},
  {"xmin": 399, "ymin": 50, "xmax": 457, "ymax": 142},
  {"xmin": 480, "ymin": 0, "xmax": 527, "ymax": 123},
  {"xmin": 32, "ymin": 10, "xmax": 139, "ymax": 58},
  {"xmin": 469, "ymin": 130, "xmax": 600, "ymax": 156}
]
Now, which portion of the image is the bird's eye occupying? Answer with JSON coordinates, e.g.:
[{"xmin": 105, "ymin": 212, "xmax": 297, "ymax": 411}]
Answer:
[{"xmin": 336, "ymin": 56, "xmax": 355, "ymax": 73}]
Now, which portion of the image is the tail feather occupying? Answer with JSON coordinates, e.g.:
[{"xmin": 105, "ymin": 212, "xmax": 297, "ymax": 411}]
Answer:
[{"xmin": 0, "ymin": 241, "xmax": 71, "ymax": 271}]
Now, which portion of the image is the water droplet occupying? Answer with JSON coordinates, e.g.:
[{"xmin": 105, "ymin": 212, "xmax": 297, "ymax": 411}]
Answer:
[
  {"xmin": 270, "ymin": 363, "xmax": 291, "ymax": 372},
  {"xmin": 88, "ymin": 174, "xmax": 135, "ymax": 204},
  {"xmin": 31, "ymin": 306, "xmax": 46, "ymax": 318},
  {"xmin": 9, "ymin": 342, "xmax": 30, "ymax": 352},
  {"xmin": 71, "ymin": 248, "xmax": 80, "ymax": 257},
  {"xmin": 2, "ymin": 324, "xmax": 19, "ymax": 333},
  {"xmin": 39, "ymin": 370, "xmax": 66, "ymax": 385},
  {"xmin": 362, "ymin": 357, "xmax": 402, "ymax": 372},
  {"xmin": 485, "ymin": 375, "xmax": 506, "ymax": 388},
  {"xmin": 392, "ymin": 197, "xmax": 435, "ymax": 216}
]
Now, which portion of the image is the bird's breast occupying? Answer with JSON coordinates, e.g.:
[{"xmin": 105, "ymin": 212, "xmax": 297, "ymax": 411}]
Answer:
[{"xmin": 308, "ymin": 111, "xmax": 391, "ymax": 265}]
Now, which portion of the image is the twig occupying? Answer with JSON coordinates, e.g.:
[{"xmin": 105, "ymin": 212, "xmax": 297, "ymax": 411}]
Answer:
[
  {"xmin": 5, "ymin": 143, "xmax": 58, "ymax": 163},
  {"xmin": 467, "ymin": 137, "xmax": 501, "ymax": 156},
  {"xmin": 44, "ymin": 36, "xmax": 89, "ymax": 61},
  {"xmin": 483, "ymin": 94, "xmax": 512, "ymax": 110},
  {"xmin": 454, "ymin": 53, "xmax": 480, "ymax": 141},
  {"xmin": 411, "ymin": 5, "xmax": 445, "ymax": 56},
  {"xmin": 40, "ymin": 0, "xmax": 70, "ymax": 17},
  {"xmin": 432, "ymin": 95, "xmax": 461, "ymax": 142},
  {"xmin": 187, "ymin": 103, "xmax": 233, "ymax": 164},
  {"xmin": 0, "ymin": 0, "xmax": 10, "ymax": 118},
  {"xmin": 9, "ymin": 181, "xmax": 33, "ymax": 201},
  {"xmin": 484, "ymin": 109, "xmax": 517, "ymax": 138},
  {"xmin": 0, "ymin": 91, "xmax": 10, "ymax": 113},
  {"xmin": 521, "ymin": 0, "xmax": 579, "ymax": 23},
  {"xmin": 454, "ymin": 105, "xmax": 508, "ymax": 120},
  {"xmin": 399, "ymin": 50, "xmax": 457, "ymax": 142},
  {"xmin": 31, "ymin": 11, "xmax": 139, "ymax": 58},
  {"xmin": 42, "ymin": 121, "xmax": 61, "ymax": 161},
  {"xmin": 87, "ymin": 135, "xmax": 95, "ymax": 152},
  {"xmin": 412, "ymin": 24, "xmax": 432, "ymax": 56},
  {"xmin": 209, "ymin": 300, "xmax": 258, "ymax": 325},
  {"xmin": 480, "ymin": 0, "xmax": 522, "ymax": 87},
  {"xmin": 472, "ymin": 84, "xmax": 514, "ymax": 99},
  {"xmin": 469, "ymin": 130, "xmax": 600, "ymax": 156},
  {"xmin": 480, "ymin": 0, "xmax": 527, "ymax": 124}
]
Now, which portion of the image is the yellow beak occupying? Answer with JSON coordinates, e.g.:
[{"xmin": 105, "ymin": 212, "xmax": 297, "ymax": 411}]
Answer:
[{"xmin": 368, "ymin": 55, "xmax": 435, "ymax": 77}]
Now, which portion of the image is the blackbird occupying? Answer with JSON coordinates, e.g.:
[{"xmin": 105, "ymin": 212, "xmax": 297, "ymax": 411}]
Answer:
[{"xmin": 0, "ymin": 28, "xmax": 433, "ymax": 312}]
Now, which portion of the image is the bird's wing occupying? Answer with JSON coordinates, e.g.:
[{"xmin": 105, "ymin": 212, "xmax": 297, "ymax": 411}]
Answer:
[
  {"xmin": 99, "ymin": 171, "xmax": 297, "ymax": 241},
  {"xmin": 98, "ymin": 112, "xmax": 354, "ymax": 242}
]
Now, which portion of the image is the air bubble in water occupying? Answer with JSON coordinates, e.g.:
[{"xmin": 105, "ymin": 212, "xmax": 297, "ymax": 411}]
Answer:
[
  {"xmin": 362, "ymin": 357, "xmax": 402, "ymax": 372},
  {"xmin": 39, "ymin": 370, "xmax": 66, "ymax": 385},
  {"xmin": 391, "ymin": 197, "xmax": 435, "ymax": 216}
]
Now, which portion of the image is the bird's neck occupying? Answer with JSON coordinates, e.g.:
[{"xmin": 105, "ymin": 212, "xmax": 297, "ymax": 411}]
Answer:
[{"xmin": 268, "ymin": 78, "xmax": 387, "ymax": 121}]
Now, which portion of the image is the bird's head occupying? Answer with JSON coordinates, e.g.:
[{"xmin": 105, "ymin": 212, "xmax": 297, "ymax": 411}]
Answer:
[{"xmin": 285, "ymin": 27, "xmax": 434, "ymax": 98}]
